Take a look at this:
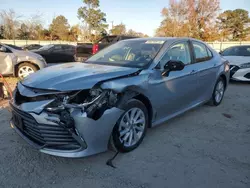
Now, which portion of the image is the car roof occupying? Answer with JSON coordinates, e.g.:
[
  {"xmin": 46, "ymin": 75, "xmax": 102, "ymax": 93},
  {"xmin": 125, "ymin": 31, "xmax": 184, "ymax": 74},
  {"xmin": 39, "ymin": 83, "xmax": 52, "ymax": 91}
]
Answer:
[
  {"xmin": 124, "ymin": 37, "xmax": 205, "ymax": 43},
  {"xmin": 224, "ymin": 45, "xmax": 250, "ymax": 49},
  {"xmin": 53, "ymin": 44, "xmax": 74, "ymax": 46}
]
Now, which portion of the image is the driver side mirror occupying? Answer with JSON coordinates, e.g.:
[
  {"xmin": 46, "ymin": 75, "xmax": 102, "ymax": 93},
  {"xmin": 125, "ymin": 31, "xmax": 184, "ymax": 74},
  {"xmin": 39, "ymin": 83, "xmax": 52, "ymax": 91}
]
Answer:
[
  {"xmin": 0, "ymin": 46, "xmax": 7, "ymax": 52},
  {"xmin": 162, "ymin": 60, "xmax": 185, "ymax": 76}
]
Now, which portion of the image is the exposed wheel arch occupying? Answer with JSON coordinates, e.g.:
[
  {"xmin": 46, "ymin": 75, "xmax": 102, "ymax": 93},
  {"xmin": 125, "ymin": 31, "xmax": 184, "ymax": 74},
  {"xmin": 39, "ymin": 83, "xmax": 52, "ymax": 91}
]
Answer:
[
  {"xmin": 116, "ymin": 88, "xmax": 153, "ymax": 128},
  {"xmin": 134, "ymin": 94, "xmax": 153, "ymax": 128},
  {"xmin": 219, "ymin": 74, "xmax": 227, "ymax": 89}
]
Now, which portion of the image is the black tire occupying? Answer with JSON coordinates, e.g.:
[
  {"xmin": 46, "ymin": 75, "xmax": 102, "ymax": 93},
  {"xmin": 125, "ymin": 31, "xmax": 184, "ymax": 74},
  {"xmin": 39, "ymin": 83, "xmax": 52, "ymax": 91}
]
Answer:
[
  {"xmin": 111, "ymin": 99, "xmax": 148, "ymax": 153},
  {"xmin": 210, "ymin": 77, "xmax": 225, "ymax": 106},
  {"xmin": 17, "ymin": 63, "xmax": 38, "ymax": 79}
]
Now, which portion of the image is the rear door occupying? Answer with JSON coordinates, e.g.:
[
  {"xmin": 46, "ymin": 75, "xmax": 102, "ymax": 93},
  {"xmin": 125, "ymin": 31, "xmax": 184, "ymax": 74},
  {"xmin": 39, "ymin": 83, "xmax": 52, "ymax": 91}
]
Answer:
[{"xmin": 190, "ymin": 41, "xmax": 218, "ymax": 102}]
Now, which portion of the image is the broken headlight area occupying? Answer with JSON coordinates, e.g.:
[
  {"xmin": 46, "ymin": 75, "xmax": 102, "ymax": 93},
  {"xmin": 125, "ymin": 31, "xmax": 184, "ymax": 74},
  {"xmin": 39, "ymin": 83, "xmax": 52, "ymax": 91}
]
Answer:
[
  {"xmin": 45, "ymin": 88, "xmax": 119, "ymax": 120},
  {"xmin": 14, "ymin": 88, "xmax": 56, "ymax": 105}
]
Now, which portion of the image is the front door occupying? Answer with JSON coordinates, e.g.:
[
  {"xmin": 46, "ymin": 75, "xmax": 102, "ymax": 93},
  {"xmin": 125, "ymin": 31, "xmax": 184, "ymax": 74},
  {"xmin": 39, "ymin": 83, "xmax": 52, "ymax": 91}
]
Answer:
[
  {"xmin": 47, "ymin": 45, "xmax": 64, "ymax": 63},
  {"xmin": 148, "ymin": 40, "xmax": 199, "ymax": 121}
]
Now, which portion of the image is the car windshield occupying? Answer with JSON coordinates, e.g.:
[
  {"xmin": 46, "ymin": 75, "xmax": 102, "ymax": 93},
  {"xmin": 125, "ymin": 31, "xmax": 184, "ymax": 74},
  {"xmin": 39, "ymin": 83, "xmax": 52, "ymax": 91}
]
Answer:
[
  {"xmin": 221, "ymin": 46, "xmax": 250, "ymax": 56},
  {"xmin": 86, "ymin": 39, "xmax": 165, "ymax": 68},
  {"xmin": 39, "ymin": 44, "xmax": 54, "ymax": 50}
]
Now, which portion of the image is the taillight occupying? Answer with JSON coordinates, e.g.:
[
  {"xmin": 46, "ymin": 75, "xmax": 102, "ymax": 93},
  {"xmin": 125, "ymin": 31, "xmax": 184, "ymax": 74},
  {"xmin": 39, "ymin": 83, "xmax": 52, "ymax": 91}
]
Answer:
[{"xmin": 92, "ymin": 44, "xmax": 99, "ymax": 54}]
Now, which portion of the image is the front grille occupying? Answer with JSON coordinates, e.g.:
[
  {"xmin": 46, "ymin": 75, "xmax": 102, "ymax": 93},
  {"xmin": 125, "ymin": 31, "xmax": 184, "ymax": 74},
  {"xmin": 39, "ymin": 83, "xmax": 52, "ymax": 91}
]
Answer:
[
  {"xmin": 11, "ymin": 104, "xmax": 81, "ymax": 150},
  {"xmin": 244, "ymin": 73, "xmax": 250, "ymax": 79},
  {"xmin": 230, "ymin": 65, "xmax": 240, "ymax": 77}
]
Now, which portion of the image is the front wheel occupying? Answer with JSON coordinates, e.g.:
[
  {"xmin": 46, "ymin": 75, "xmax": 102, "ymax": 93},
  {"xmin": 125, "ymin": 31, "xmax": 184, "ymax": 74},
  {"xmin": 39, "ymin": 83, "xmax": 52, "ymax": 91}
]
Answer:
[
  {"xmin": 17, "ymin": 63, "xmax": 38, "ymax": 79},
  {"xmin": 210, "ymin": 77, "xmax": 225, "ymax": 106},
  {"xmin": 111, "ymin": 99, "xmax": 148, "ymax": 152}
]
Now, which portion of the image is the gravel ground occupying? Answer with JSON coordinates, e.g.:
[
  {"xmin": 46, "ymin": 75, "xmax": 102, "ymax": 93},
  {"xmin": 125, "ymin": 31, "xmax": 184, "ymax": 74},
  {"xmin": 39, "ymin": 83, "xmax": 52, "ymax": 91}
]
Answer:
[{"xmin": 0, "ymin": 82, "xmax": 249, "ymax": 188}]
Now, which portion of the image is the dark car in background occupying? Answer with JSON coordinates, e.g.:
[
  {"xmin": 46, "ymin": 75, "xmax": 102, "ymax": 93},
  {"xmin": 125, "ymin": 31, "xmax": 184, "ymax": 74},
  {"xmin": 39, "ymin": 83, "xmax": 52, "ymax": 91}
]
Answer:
[
  {"xmin": 32, "ymin": 44, "xmax": 76, "ymax": 63},
  {"xmin": 75, "ymin": 35, "xmax": 138, "ymax": 62},
  {"xmin": 220, "ymin": 45, "xmax": 250, "ymax": 81},
  {"xmin": 22, "ymin": 44, "xmax": 43, "ymax": 51}
]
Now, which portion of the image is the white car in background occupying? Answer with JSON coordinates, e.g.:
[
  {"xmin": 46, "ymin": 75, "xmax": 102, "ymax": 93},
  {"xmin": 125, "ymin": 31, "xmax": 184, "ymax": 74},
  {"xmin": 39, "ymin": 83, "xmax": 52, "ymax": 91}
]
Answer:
[{"xmin": 221, "ymin": 45, "xmax": 250, "ymax": 81}]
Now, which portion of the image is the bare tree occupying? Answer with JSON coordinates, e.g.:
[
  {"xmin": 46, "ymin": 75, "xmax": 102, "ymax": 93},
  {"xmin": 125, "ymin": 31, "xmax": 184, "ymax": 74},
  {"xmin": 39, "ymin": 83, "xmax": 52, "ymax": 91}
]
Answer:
[
  {"xmin": 25, "ymin": 13, "xmax": 44, "ymax": 40},
  {"xmin": 156, "ymin": 0, "xmax": 220, "ymax": 40},
  {"xmin": 0, "ymin": 9, "xmax": 21, "ymax": 41}
]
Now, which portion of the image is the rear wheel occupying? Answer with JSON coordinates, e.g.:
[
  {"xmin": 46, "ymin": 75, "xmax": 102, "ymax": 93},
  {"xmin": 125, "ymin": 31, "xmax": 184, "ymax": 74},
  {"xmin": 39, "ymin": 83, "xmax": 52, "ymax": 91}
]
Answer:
[
  {"xmin": 17, "ymin": 63, "xmax": 38, "ymax": 79},
  {"xmin": 111, "ymin": 99, "xmax": 148, "ymax": 152},
  {"xmin": 210, "ymin": 77, "xmax": 225, "ymax": 106}
]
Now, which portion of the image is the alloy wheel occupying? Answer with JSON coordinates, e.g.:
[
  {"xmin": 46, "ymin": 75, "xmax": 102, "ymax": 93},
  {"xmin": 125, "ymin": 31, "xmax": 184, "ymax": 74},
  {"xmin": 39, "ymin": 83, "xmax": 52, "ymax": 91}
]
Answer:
[
  {"xmin": 215, "ymin": 80, "xmax": 225, "ymax": 103},
  {"xmin": 118, "ymin": 107, "xmax": 146, "ymax": 147},
  {"xmin": 18, "ymin": 66, "xmax": 35, "ymax": 79}
]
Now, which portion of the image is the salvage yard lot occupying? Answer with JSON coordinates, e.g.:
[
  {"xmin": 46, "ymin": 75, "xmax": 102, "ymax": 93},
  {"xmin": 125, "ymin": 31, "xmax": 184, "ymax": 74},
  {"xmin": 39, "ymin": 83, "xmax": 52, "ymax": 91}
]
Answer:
[{"xmin": 0, "ymin": 81, "xmax": 249, "ymax": 188}]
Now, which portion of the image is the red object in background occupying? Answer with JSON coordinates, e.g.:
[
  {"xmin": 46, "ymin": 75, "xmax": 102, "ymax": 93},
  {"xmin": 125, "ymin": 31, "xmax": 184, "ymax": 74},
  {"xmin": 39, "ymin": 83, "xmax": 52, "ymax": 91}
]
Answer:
[{"xmin": 92, "ymin": 44, "xmax": 99, "ymax": 54}]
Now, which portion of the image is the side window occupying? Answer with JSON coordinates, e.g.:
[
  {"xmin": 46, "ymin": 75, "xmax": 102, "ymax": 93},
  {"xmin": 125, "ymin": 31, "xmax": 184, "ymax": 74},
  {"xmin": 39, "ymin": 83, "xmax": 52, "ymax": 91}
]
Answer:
[
  {"xmin": 53, "ymin": 45, "xmax": 62, "ymax": 52},
  {"xmin": 0, "ymin": 45, "xmax": 11, "ymax": 53},
  {"xmin": 160, "ymin": 42, "xmax": 191, "ymax": 67},
  {"xmin": 62, "ymin": 45, "xmax": 70, "ymax": 50},
  {"xmin": 192, "ymin": 41, "xmax": 212, "ymax": 63},
  {"xmin": 238, "ymin": 46, "xmax": 250, "ymax": 56}
]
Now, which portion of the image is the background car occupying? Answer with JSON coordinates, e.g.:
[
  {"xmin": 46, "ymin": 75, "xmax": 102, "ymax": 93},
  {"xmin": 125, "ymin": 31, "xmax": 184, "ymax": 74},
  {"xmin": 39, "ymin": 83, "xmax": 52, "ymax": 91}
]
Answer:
[
  {"xmin": 32, "ymin": 44, "xmax": 76, "ymax": 63},
  {"xmin": 220, "ymin": 45, "xmax": 250, "ymax": 81},
  {"xmin": 3, "ymin": 44, "xmax": 23, "ymax": 50},
  {"xmin": 22, "ymin": 44, "xmax": 43, "ymax": 51},
  {"xmin": 0, "ymin": 43, "xmax": 47, "ymax": 78},
  {"xmin": 10, "ymin": 37, "xmax": 230, "ymax": 158},
  {"xmin": 75, "ymin": 35, "xmax": 137, "ymax": 62}
]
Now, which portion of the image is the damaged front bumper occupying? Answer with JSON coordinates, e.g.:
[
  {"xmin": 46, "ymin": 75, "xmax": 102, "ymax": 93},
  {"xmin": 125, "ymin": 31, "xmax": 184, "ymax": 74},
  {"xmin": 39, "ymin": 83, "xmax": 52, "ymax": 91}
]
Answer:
[{"xmin": 10, "ymin": 84, "xmax": 124, "ymax": 158}]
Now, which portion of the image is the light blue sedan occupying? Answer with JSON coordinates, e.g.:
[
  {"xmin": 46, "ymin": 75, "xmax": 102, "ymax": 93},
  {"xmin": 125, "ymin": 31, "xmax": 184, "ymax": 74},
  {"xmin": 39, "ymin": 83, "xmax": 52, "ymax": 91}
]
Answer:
[{"xmin": 10, "ymin": 37, "xmax": 230, "ymax": 157}]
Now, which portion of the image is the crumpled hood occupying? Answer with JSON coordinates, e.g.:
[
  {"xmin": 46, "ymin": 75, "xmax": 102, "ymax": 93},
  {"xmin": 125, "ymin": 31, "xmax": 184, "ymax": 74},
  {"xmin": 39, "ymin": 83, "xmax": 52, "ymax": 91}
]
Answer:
[
  {"xmin": 22, "ymin": 63, "xmax": 140, "ymax": 91},
  {"xmin": 223, "ymin": 56, "xmax": 250, "ymax": 66}
]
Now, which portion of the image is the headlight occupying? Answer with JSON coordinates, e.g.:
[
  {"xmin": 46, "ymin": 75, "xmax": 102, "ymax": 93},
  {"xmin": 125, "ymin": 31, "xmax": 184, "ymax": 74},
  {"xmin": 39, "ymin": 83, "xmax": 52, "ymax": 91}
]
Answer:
[
  {"xmin": 240, "ymin": 63, "xmax": 250, "ymax": 69},
  {"xmin": 45, "ymin": 89, "xmax": 103, "ymax": 112},
  {"xmin": 225, "ymin": 63, "xmax": 230, "ymax": 72}
]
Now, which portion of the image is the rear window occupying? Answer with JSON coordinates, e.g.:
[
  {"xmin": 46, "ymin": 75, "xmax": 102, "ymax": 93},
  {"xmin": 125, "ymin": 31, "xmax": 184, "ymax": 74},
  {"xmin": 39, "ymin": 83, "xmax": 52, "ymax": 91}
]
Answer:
[{"xmin": 192, "ymin": 41, "xmax": 213, "ymax": 63}]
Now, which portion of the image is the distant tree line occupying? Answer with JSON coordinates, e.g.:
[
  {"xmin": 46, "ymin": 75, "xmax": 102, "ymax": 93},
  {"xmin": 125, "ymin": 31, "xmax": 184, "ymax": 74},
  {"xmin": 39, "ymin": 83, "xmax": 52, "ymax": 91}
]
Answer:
[
  {"xmin": 0, "ymin": 10, "xmax": 82, "ymax": 42},
  {"xmin": 155, "ymin": 0, "xmax": 250, "ymax": 41},
  {"xmin": 1, "ymin": 0, "xmax": 249, "ymax": 42}
]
